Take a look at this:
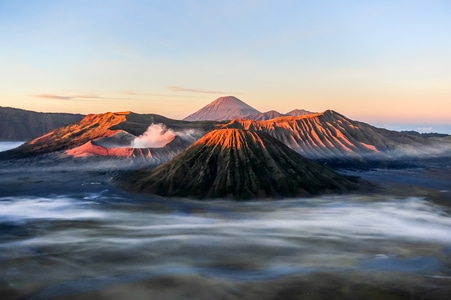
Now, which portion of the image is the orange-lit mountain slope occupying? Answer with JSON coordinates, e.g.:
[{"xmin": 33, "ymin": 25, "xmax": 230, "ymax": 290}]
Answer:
[
  {"xmin": 221, "ymin": 110, "xmax": 451, "ymax": 163},
  {"xmin": 2, "ymin": 108, "xmax": 450, "ymax": 167},
  {"xmin": 1, "ymin": 112, "xmax": 130, "ymax": 158},
  {"xmin": 119, "ymin": 129, "xmax": 362, "ymax": 199},
  {"xmin": 0, "ymin": 111, "xmax": 221, "ymax": 161}
]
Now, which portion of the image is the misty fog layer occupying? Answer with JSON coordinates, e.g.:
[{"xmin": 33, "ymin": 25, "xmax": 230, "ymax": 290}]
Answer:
[
  {"xmin": 0, "ymin": 141, "xmax": 24, "ymax": 152},
  {"xmin": 1, "ymin": 191, "xmax": 451, "ymax": 297},
  {"xmin": 2, "ymin": 194, "xmax": 450, "ymax": 243}
]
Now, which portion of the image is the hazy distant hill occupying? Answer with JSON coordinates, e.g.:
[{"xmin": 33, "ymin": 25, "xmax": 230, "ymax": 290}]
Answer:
[
  {"xmin": 246, "ymin": 110, "xmax": 286, "ymax": 121},
  {"xmin": 183, "ymin": 96, "xmax": 260, "ymax": 121},
  {"xmin": 119, "ymin": 129, "xmax": 362, "ymax": 199},
  {"xmin": 184, "ymin": 96, "xmax": 314, "ymax": 121},
  {"xmin": 286, "ymin": 109, "xmax": 314, "ymax": 116},
  {"xmin": 0, "ymin": 106, "xmax": 83, "ymax": 141},
  {"xmin": 247, "ymin": 109, "xmax": 315, "ymax": 121}
]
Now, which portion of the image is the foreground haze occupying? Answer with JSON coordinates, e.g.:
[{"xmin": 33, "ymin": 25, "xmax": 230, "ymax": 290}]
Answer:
[{"xmin": 0, "ymin": 157, "xmax": 451, "ymax": 299}]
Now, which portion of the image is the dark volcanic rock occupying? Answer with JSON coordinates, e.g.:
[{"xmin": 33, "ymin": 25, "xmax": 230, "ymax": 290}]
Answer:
[{"xmin": 120, "ymin": 129, "xmax": 362, "ymax": 199}]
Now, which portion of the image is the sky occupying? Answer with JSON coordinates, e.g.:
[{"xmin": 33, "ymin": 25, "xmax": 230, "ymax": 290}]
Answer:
[{"xmin": 1, "ymin": 0, "xmax": 450, "ymax": 133}]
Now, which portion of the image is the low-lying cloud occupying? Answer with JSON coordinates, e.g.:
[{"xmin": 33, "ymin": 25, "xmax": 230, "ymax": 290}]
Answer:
[{"xmin": 131, "ymin": 124, "xmax": 176, "ymax": 148}]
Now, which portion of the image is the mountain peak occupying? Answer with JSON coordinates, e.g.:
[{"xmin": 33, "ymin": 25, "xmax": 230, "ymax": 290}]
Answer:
[
  {"xmin": 183, "ymin": 96, "xmax": 260, "ymax": 121},
  {"xmin": 120, "ymin": 128, "xmax": 361, "ymax": 199},
  {"xmin": 210, "ymin": 96, "xmax": 246, "ymax": 106}
]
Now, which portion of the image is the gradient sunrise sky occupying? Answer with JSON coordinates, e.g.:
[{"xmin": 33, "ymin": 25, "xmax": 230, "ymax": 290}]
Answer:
[{"xmin": 1, "ymin": 1, "xmax": 450, "ymax": 132}]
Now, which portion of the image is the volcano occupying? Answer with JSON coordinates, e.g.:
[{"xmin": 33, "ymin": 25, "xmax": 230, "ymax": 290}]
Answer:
[
  {"xmin": 120, "ymin": 129, "xmax": 361, "ymax": 199},
  {"xmin": 183, "ymin": 96, "xmax": 260, "ymax": 121}
]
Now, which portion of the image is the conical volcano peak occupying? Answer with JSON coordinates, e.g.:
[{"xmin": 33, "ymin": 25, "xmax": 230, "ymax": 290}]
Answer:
[
  {"xmin": 120, "ymin": 128, "xmax": 362, "ymax": 199},
  {"xmin": 209, "ymin": 96, "xmax": 248, "ymax": 106},
  {"xmin": 196, "ymin": 128, "xmax": 266, "ymax": 150},
  {"xmin": 183, "ymin": 96, "xmax": 260, "ymax": 121}
]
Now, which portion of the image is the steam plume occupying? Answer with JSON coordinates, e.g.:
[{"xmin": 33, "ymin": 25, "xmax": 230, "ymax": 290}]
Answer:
[{"xmin": 131, "ymin": 124, "xmax": 176, "ymax": 148}]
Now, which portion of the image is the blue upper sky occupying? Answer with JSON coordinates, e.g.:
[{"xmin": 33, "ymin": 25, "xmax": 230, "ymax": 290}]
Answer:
[{"xmin": 1, "ymin": 0, "xmax": 450, "ymax": 132}]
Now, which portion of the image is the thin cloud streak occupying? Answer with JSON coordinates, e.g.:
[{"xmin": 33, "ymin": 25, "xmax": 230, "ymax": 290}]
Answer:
[
  {"xmin": 32, "ymin": 94, "xmax": 73, "ymax": 100},
  {"xmin": 32, "ymin": 94, "xmax": 118, "ymax": 102},
  {"xmin": 168, "ymin": 86, "xmax": 229, "ymax": 94}
]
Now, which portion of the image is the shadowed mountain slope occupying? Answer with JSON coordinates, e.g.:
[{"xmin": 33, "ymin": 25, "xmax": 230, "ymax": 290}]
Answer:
[
  {"xmin": 119, "ymin": 129, "xmax": 362, "ymax": 199},
  {"xmin": 0, "ymin": 106, "xmax": 83, "ymax": 141},
  {"xmin": 183, "ymin": 96, "xmax": 260, "ymax": 121}
]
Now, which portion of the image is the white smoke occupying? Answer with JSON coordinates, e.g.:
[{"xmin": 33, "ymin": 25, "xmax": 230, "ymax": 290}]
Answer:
[{"xmin": 131, "ymin": 124, "xmax": 176, "ymax": 148}]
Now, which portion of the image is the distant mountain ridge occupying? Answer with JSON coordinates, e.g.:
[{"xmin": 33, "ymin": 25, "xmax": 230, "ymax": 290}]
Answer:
[
  {"xmin": 0, "ymin": 106, "xmax": 84, "ymax": 141},
  {"xmin": 247, "ymin": 109, "xmax": 315, "ymax": 121},
  {"xmin": 184, "ymin": 96, "xmax": 314, "ymax": 121},
  {"xmin": 286, "ymin": 109, "xmax": 314, "ymax": 116}
]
